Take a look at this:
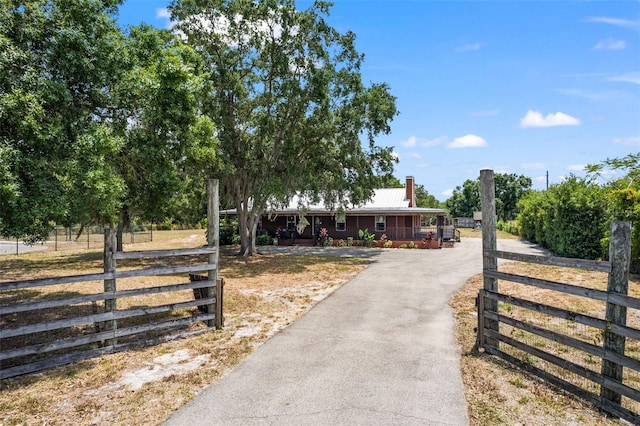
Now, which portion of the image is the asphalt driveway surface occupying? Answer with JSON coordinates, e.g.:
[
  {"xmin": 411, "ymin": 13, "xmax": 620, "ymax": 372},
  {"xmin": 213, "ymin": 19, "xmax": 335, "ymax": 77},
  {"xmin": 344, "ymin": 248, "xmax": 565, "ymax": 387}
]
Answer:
[
  {"xmin": 0, "ymin": 240, "xmax": 47, "ymax": 255},
  {"xmin": 164, "ymin": 238, "xmax": 544, "ymax": 425}
]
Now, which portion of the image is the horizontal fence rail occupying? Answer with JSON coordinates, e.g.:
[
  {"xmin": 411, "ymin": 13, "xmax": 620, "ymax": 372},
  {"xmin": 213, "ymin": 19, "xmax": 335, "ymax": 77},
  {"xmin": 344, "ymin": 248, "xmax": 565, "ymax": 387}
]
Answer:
[
  {"xmin": 478, "ymin": 170, "xmax": 638, "ymax": 423},
  {"xmin": 0, "ymin": 243, "xmax": 222, "ymax": 379},
  {"xmin": 1, "ymin": 179, "xmax": 222, "ymax": 380}
]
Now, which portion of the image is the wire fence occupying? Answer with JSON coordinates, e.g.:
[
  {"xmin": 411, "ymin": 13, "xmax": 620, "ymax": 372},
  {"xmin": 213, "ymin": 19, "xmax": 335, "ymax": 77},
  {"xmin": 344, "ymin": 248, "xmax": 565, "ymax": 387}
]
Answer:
[{"xmin": 1, "ymin": 224, "xmax": 153, "ymax": 255}]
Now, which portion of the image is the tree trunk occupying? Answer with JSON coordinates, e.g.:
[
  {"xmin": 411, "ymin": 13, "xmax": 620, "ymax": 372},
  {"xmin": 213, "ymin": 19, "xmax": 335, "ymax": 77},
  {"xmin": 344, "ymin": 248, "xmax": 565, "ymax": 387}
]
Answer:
[
  {"xmin": 116, "ymin": 206, "xmax": 130, "ymax": 252},
  {"xmin": 238, "ymin": 207, "xmax": 259, "ymax": 256},
  {"xmin": 237, "ymin": 198, "xmax": 252, "ymax": 256}
]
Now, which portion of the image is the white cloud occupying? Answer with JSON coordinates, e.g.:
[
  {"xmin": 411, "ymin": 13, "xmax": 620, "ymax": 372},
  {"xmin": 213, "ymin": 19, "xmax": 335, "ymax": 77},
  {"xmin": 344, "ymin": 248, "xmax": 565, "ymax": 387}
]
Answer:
[
  {"xmin": 613, "ymin": 136, "xmax": 640, "ymax": 145},
  {"xmin": 156, "ymin": 8, "xmax": 171, "ymax": 19},
  {"xmin": 521, "ymin": 162, "xmax": 546, "ymax": 169},
  {"xmin": 400, "ymin": 135, "xmax": 446, "ymax": 148},
  {"xmin": 519, "ymin": 110, "xmax": 580, "ymax": 128},
  {"xmin": 456, "ymin": 43, "xmax": 482, "ymax": 52},
  {"xmin": 594, "ymin": 38, "xmax": 626, "ymax": 50},
  {"xmin": 609, "ymin": 72, "xmax": 640, "ymax": 85},
  {"xmin": 156, "ymin": 8, "xmax": 173, "ymax": 29},
  {"xmin": 402, "ymin": 136, "xmax": 418, "ymax": 148},
  {"xmin": 442, "ymin": 188, "xmax": 454, "ymax": 198},
  {"xmin": 408, "ymin": 152, "xmax": 423, "ymax": 159},
  {"xmin": 586, "ymin": 17, "xmax": 640, "ymax": 30},
  {"xmin": 447, "ymin": 134, "xmax": 487, "ymax": 149},
  {"xmin": 567, "ymin": 164, "xmax": 586, "ymax": 172}
]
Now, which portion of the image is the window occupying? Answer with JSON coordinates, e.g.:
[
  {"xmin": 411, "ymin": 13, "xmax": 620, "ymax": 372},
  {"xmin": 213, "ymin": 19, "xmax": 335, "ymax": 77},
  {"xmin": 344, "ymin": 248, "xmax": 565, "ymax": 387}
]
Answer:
[
  {"xmin": 287, "ymin": 215, "xmax": 296, "ymax": 231},
  {"xmin": 375, "ymin": 215, "xmax": 386, "ymax": 232},
  {"xmin": 336, "ymin": 212, "xmax": 346, "ymax": 232}
]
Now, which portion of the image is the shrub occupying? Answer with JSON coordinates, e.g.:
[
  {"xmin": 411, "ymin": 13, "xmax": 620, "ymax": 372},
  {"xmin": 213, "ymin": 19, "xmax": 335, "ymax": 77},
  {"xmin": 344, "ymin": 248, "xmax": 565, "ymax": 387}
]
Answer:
[
  {"xmin": 219, "ymin": 219, "xmax": 239, "ymax": 245},
  {"xmin": 408, "ymin": 241, "xmax": 416, "ymax": 249},
  {"xmin": 383, "ymin": 240, "xmax": 393, "ymax": 248},
  {"xmin": 399, "ymin": 244, "xmax": 408, "ymax": 249},
  {"xmin": 256, "ymin": 234, "xmax": 272, "ymax": 246},
  {"xmin": 497, "ymin": 220, "xmax": 520, "ymax": 237},
  {"xmin": 358, "ymin": 228, "xmax": 375, "ymax": 247},
  {"xmin": 337, "ymin": 239, "xmax": 346, "ymax": 247}
]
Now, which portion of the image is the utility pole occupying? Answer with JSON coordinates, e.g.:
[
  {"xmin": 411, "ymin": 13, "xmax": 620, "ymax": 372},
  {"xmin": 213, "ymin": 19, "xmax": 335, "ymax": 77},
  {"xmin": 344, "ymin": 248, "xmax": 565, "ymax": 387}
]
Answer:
[{"xmin": 546, "ymin": 170, "xmax": 549, "ymax": 190}]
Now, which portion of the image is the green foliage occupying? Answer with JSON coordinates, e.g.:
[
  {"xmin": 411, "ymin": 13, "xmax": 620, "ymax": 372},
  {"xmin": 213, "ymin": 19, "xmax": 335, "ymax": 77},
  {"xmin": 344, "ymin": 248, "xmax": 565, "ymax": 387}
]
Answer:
[
  {"xmin": 0, "ymin": 1, "xmax": 211, "ymax": 243},
  {"xmin": 398, "ymin": 244, "xmax": 408, "ymax": 249},
  {"xmin": 113, "ymin": 24, "xmax": 210, "ymax": 228},
  {"xmin": 496, "ymin": 220, "xmax": 521, "ymax": 237},
  {"xmin": 358, "ymin": 228, "xmax": 375, "ymax": 247},
  {"xmin": 220, "ymin": 219, "xmax": 238, "ymax": 246},
  {"xmin": 445, "ymin": 173, "xmax": 531, "ymax": 221},
  {"xmin": 517, "ymin": 176, "xmax": 606, "ymax": 259},
  {"xmin": 378, "ymin": 175, "xmax": 403, "ymax": 188},
  {"xmin": 445, "ymin": 179, "xmax": 480, "ymax": 218},
  {"xmin": 256, "ymin": 234, "xmax": 272, "ymax": 246},
  {"xmin": 494, "ymin": 173, "xmax": 532, "ymax": 222},
  {"xmin": 588, "ymin": 153, "xmax": 640, "ymax": 269},
  {"xmin": 169, "ymin": 0, "xmax": 398, "ymax": 255},
  {"xmin": 408, "ymin": 241, "xmax": 416, "ymax": 249},
  {"xmin": 383, "ymin": 240, "xmax": 393, "ymax": 248},
  {"xmin": 415, "ymin": 184, "xmax": 442, "ymax": 208},
  {"xmin": 0, "ymin": 0, "xmax": 128, "ymax": 240}
]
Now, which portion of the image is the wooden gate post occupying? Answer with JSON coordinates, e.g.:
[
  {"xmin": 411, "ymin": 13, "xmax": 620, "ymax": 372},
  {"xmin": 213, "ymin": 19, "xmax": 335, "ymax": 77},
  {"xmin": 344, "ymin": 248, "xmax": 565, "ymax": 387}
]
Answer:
[
  {"xmin": 480, "ymin": 169, "xmax": 499, "ymax": 349},
  {"xmin": 207, "ymin": 179, "xmax": 220, "ymax": 328},
  {"xmin": 601, "ymin": 221, "xmax": 632, "ymax": 405},
  {"xmin": 103, "ymin": 228, "xmax": 117, "ymax": 346}
]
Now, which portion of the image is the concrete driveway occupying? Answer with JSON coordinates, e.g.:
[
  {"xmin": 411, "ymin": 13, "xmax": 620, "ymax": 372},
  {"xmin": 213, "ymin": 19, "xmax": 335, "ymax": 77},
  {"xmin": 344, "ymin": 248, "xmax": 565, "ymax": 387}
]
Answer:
[
  {"xmin": 164, "ymin": 238, "xmax": 544, "ymax": 425},
  {"xmin": 0, "ymin": 240, "xmax": 47, "ymax": 255}
]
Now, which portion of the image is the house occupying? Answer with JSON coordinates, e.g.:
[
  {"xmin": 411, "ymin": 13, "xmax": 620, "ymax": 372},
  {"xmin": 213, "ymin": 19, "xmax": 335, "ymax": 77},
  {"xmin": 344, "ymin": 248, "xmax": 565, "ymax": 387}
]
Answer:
[{"xmin": 255, "ymin": 176, "xmax": 447, "ymax": 243}]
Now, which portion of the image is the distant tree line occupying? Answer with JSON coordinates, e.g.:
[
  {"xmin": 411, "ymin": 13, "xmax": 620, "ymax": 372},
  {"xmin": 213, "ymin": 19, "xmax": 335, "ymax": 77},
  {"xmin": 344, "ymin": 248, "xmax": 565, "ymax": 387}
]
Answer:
[
  {"xmin": 445, "ymin": 173, "xmax": 533, "ymax": 222},
  {"xmin": 440, "ymin": 159, "xmax": 640, "ymax": 266}
]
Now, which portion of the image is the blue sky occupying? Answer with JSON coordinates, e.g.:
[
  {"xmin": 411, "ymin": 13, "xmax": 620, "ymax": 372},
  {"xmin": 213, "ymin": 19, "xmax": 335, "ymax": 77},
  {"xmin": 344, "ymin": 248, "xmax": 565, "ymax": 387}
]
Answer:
[{"xmin": 117, "ymin": 0, "xmax": 640, "ymax": 200}]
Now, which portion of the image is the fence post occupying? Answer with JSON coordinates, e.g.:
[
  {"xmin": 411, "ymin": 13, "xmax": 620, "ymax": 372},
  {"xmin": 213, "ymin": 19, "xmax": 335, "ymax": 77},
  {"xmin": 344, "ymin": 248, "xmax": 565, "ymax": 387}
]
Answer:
[
  {"xmin": 207, "ymin": 179, "xmax": 220, "ymax": 328},
  {"xmin": 480, "ymin": 169, "xmax": 499, "ymax": 349},
  {"xmin": 601, "ymin": 221, "xmax": 631, "ymax": 405},
  {"xmin": 103, "ymin": 229, "xmax": 117, "ymax": 346},
  {"xmin": 477, "ymin": 289, "xmax": 486, "ymax": 349}
]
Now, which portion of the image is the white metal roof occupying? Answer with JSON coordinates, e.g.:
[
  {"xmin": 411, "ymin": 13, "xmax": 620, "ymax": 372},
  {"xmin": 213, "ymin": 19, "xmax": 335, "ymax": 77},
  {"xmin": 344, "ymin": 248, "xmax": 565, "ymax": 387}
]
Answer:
[{"xmin": 220, "ymin": 187, "xmax": 447, "ymax": 216}]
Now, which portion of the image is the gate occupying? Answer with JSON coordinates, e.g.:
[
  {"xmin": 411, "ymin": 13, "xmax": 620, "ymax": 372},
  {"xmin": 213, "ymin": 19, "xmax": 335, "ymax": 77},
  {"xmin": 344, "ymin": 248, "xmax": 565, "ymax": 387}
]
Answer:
[{"xmin": 476, "ymin": 169, "xmax": 640, "ymax": 423}]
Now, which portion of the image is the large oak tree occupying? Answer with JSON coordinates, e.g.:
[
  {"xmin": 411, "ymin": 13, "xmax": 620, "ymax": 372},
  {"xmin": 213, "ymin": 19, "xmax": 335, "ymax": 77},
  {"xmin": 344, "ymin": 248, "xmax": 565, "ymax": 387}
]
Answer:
[{"xmin": 169, "ymin": 0, "xmax": 398, "ymax": 255}]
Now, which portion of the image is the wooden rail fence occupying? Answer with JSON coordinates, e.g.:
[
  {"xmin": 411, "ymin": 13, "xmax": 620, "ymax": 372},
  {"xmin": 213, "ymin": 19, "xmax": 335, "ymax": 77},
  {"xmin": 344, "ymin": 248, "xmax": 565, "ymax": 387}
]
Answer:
[
  {"xmin": 477, "ymin": 169, "xmax": 639, "ymax": 423},
  {"xmin": 1, "ymin": 179, "xmax": 222, "ymax": 380}
]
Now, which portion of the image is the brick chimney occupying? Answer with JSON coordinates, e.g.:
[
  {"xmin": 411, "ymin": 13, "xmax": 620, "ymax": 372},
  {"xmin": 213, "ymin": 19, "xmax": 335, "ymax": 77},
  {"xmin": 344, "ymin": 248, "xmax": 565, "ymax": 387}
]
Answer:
[{"xmin": 405, "ymin": 176, "xmax": 415, "ymax": 207}]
